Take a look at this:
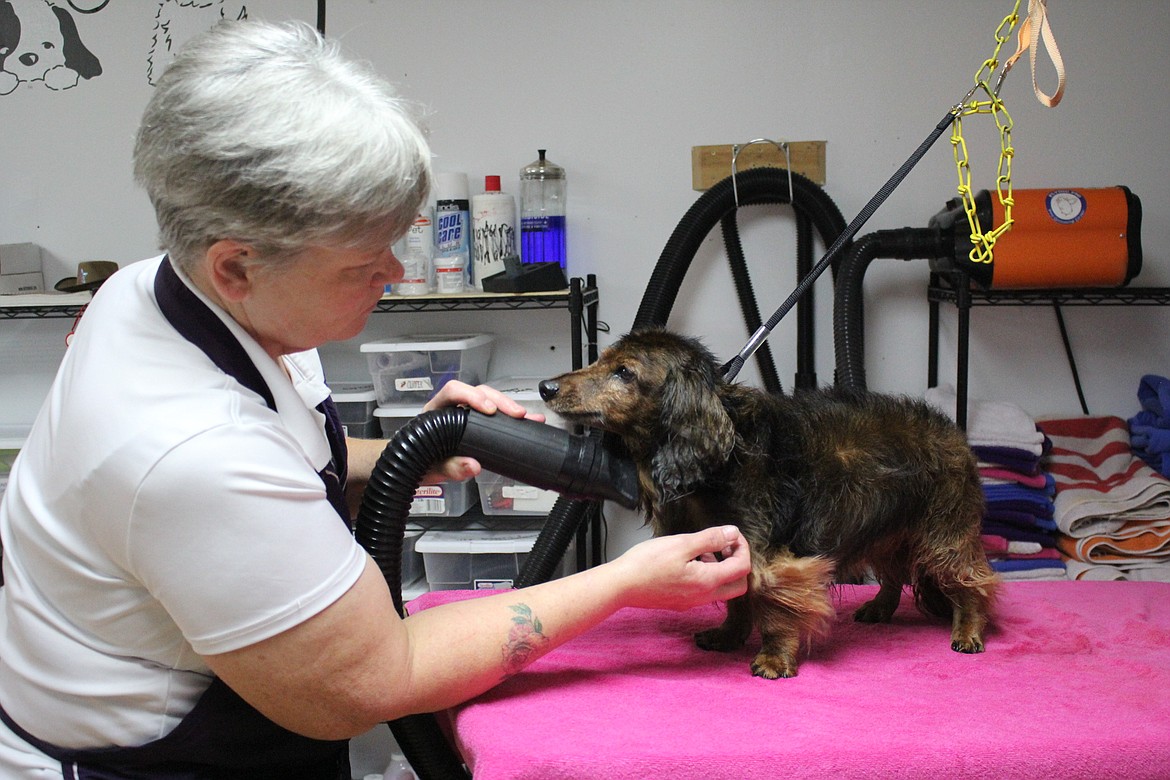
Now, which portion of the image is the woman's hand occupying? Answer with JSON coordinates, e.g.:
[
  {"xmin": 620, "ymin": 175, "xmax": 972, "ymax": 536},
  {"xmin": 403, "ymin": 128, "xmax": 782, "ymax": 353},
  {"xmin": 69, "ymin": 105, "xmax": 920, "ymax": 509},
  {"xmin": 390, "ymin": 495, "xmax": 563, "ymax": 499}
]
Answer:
[
  {"xmin": 611, "ymin": 526, "xmax": 752, "ymax": 611},
  {"xmin": 421, "ymin": 380, "xmax": 545, "ymax": 483}
]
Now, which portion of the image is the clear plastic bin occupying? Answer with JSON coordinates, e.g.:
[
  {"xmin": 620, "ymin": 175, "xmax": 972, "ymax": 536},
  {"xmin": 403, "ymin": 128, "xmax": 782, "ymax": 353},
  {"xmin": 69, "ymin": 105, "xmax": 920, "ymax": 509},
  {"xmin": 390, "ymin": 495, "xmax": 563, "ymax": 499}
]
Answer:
[
  {"xmin": 416, "ymin": 529, "xmax": 548, "ymax": 590},
  {"xmin": 361, "ymin": 334, "xmax": 493, "ymax": 406},
  {"xmin": 401, "ymin": 527, "xmax": 425, "ymax": 586},
  {"xmin": 330, "ymin": 381, "xmax": 379, "ymax": 439},
  {"xmin": 410, "ymin": 480, "xmax": 477, "ymax": 517}
]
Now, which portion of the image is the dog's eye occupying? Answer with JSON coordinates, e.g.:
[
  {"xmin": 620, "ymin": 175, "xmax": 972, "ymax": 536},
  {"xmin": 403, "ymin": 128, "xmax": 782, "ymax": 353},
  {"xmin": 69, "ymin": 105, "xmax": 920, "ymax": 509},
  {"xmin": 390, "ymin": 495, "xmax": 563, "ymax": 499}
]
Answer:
[{"xmin": 614, "ymin": 365, "xmax": 635, "ymax": 383}]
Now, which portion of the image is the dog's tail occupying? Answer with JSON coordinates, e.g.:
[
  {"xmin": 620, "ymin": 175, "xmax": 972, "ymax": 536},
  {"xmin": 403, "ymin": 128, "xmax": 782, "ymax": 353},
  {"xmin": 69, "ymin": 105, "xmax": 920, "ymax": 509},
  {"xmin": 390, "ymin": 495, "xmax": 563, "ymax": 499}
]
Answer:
[{"xmin": 752, "ymin": 550, "xmax": 837, "ymax": 644}]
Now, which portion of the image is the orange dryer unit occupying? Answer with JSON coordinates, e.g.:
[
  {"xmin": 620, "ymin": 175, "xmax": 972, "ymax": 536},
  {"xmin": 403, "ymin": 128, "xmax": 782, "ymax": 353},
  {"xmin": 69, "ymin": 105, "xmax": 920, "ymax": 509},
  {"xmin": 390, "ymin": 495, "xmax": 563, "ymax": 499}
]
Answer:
[{"xmin": 930, "ymin": 186, "xmax": 1142, "ymax": 289}]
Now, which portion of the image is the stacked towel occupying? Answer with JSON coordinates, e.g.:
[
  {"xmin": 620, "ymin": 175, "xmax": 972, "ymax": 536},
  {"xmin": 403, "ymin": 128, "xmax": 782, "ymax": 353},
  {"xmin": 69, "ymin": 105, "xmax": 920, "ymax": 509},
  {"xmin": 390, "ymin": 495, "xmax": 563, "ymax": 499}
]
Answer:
[
  {"xmin": 925, "ymin": 386, "xmax": 1066, "ymax": 580},
  {"xmin": 1038, "ymin": 415, "xmax": 1170, "ymax": 582},
  {"xmin": 1128, "ymin": 374, "xmax": 1170, "ymax": 478}
]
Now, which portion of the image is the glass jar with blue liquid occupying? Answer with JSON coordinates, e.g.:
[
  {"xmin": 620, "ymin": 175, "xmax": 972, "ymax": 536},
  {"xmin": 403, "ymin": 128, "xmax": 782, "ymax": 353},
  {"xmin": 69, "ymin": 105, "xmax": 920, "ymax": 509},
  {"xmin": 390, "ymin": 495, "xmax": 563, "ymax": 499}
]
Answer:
[{"xmin": 519, "ymin": 150, "xmax": 566, "ymax": 270}]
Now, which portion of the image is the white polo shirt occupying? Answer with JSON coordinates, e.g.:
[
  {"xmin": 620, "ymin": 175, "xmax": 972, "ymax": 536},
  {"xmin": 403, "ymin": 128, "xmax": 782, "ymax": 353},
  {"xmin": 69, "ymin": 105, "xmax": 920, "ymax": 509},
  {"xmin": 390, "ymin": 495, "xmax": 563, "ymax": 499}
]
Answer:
[{"xmin": 0, "ymin": 256, "xmax": 366, "ymax": 766}]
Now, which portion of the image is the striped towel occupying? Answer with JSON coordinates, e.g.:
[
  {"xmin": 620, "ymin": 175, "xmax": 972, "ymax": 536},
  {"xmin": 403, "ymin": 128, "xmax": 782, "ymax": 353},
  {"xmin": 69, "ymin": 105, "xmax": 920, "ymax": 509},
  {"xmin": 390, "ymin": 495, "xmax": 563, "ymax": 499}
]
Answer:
[
  {"xmin": 1056, "ymin": 521, "xmax": 1170, "ymax": 563},
  {"xmin": 1037, "ymin": 416, "xmax": 1170, "ymax": 538},
  {"xmin": 1064, "ymin": 559, "xmax": 1170, "ymax": 581}
]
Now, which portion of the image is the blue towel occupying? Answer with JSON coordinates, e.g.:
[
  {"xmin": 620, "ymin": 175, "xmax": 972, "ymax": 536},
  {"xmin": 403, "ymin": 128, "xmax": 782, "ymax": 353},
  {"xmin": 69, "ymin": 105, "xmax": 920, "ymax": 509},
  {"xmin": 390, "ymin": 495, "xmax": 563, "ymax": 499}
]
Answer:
[
  {"xmin": 1137, "ymin": 374, "xmax": 1170, "ymax": 416},
  {"xmin": 990, "ymin": 558, "xmax": 1066, "ymax": 573},
  {"xmin": 1128, "ymin": 374, "xmax": 1170, "ymax": 478},
  {"xmin": 982, "ymin": 521, "xmax": 1058, "ymax": 548}
]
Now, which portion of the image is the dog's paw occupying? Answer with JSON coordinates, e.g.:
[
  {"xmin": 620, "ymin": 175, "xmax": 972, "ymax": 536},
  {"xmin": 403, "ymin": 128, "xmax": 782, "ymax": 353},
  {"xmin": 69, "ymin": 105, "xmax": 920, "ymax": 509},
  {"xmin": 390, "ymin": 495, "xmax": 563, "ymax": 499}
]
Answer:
[
  {"xmin": 750, "ymin": 652, "xmax": 799, "ymax": 679},
  {"xmin": 694, "ymin": 627, "xmax": 745, "ymax": 652},
  {"xmin": 44, "ymin": 66, "xmax": 81, "ymax": 91},
  {"xmin": 0, "ymin": 71, "xmax": 19, "ymax": 96},
  {"xmin": 853, "ymin": 599, "xmax": 896, "ymax": 624},
  {"xmin": 951, "ymin": 635, "xmax": 986, "ymax": 654}
]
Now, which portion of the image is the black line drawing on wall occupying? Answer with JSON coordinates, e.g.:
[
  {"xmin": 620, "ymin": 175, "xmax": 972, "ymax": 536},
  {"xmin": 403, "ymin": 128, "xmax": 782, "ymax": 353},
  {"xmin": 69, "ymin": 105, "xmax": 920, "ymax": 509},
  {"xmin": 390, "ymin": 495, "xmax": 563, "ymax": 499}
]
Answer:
[
  {"xmin": 147, "ymin": 1, "xmax": 247, "ymax": 86},
  {"xmin": 66, "ymin": 0, "xmax": 108, "ymax": 12},
  {"xmin": 0, "ymin": 0, "xmax": 102, "ymax": 95}
]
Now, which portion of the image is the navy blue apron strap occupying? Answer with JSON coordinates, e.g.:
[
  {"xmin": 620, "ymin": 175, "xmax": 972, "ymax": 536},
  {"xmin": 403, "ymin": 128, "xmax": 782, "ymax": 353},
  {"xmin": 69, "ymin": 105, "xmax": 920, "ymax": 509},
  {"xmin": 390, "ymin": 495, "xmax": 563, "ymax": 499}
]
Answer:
[
  {"xmin": 317, "ymin": 396, "xmax": 351, "ymax": 524},
  {"xmin": 1, "ymin": 693, "xmax": 348, "ymax": 780}
]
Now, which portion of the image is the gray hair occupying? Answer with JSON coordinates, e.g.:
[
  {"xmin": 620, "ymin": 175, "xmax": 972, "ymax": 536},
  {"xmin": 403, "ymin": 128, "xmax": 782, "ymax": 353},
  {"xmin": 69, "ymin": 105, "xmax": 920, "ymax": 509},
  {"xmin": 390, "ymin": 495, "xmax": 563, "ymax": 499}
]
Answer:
[{"xmin": 133, "ymin": 19, "xmax": 431, "ymax": 272}]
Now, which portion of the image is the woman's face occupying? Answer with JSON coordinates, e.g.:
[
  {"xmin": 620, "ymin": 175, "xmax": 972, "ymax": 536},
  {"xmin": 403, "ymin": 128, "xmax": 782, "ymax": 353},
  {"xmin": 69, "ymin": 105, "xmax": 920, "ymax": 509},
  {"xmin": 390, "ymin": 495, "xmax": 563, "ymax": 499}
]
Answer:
[{"xmin": 242, "ymin": 243, "xmax": 404, "ymax": 357}]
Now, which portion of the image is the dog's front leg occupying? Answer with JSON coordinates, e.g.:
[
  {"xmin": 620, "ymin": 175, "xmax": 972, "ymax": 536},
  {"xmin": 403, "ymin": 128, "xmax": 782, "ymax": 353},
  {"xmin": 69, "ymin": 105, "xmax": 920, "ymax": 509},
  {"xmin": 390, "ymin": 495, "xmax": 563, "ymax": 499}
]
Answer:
[{"xmin": 694, "ymin": 593, "xmax": 752, "ymax": 652}]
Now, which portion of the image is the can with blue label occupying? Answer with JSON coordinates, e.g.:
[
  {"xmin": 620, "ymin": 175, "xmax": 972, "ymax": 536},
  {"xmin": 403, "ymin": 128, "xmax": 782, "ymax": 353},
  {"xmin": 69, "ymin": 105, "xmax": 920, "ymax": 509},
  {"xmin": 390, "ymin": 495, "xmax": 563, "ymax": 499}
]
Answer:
[{"xmin": 434, "ymin": 172, "xmax": 471, "ymax": 294}]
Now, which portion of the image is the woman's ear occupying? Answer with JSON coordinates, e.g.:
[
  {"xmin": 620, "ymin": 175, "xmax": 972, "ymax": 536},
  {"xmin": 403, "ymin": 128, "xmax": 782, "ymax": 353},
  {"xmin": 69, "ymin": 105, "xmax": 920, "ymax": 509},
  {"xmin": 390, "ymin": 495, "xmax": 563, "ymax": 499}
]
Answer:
[{"xmin": 204, "ymin": 239, "xmax": 256, "ymax": 302}]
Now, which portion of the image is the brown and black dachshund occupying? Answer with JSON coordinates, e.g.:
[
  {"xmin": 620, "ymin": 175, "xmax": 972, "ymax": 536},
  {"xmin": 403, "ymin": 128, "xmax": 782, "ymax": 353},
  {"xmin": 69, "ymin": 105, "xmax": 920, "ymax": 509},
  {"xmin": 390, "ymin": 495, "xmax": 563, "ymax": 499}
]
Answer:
[{"xmin": 539, "ymin": 328, "xmax": 997, "ymax": 678}]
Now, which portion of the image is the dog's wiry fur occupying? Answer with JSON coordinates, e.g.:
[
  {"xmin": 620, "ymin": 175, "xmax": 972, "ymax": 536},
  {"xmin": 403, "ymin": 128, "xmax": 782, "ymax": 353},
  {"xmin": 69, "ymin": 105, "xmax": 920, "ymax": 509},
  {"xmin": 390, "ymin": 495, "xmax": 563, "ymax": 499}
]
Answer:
[{"xmin": 540, "ymin": 328, "xmax": 998, "ymax": 678}]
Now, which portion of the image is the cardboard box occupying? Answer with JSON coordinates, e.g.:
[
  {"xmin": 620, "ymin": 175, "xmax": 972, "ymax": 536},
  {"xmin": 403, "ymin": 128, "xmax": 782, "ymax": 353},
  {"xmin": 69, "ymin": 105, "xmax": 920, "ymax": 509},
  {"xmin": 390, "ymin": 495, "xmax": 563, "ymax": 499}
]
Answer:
[
  {"xmin": 0, "ymin": 272, "xmax": 45, "ymax": 294},
  {"xmin": 0, "ymin": 243, "xmax": 42, "ymax": 275}
]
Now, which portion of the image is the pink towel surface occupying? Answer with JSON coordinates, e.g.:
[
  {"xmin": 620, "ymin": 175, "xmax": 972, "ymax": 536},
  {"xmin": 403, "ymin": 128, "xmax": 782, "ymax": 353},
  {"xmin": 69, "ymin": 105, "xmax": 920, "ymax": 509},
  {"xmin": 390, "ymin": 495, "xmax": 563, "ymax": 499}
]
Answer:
[{"xmin": 410, "ymin": 582, "xmax": 1170, "ymax": 780}]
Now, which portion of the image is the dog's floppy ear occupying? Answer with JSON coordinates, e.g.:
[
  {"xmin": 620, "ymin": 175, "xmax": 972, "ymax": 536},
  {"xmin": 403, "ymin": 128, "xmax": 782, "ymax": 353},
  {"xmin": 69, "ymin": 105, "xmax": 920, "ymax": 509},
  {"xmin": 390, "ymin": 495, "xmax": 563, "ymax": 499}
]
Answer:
[
  {"xmin": 53, "ymin": 4, "xmax": 101, "ymax": 81},
  {"xmin": 651, "ymin": 358, "xmax": 735, "ymax": 498}
]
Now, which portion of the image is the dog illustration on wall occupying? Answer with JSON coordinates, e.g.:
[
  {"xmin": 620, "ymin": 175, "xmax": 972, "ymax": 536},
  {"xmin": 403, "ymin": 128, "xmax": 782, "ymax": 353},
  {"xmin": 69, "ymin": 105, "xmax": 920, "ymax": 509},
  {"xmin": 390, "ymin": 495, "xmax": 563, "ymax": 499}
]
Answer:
[
  {"xmin": 147, "ymin": 0, "xmax": 247, "ymax": 86},
  {"xmin": 0, "ymin": 0, "xmax": 101, "ymax": 95}
]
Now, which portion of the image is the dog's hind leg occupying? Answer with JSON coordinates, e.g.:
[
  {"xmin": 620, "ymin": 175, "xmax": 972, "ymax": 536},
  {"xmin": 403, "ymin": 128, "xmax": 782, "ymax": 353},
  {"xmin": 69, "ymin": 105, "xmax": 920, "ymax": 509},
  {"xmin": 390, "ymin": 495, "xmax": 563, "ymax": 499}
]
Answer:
[
  {"xmin": 854, "ymin": 547, "xmax": 911, "ymax": 624},
  {"xmin": 915, "ymin": 507, "xmax": 998, "ymax": 654},
  {"xmin": 853, "ymin": 580, "xmax": 903, "ymax": 624},
  {"xmin": 939, "ymin": 556, "xmax": 998, "ymax": 654},
  {"xmin": 748, "ymin": 551, "xmax": 836, "ymax": 679}
]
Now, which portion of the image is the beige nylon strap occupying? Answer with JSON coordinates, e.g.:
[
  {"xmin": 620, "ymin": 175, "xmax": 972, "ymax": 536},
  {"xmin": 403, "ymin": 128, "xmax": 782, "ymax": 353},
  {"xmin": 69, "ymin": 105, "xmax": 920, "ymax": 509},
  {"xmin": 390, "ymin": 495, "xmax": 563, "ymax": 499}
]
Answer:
[{"xmin": 1004, "ymin": 0, "xmax": 1065, "ymax": 107}]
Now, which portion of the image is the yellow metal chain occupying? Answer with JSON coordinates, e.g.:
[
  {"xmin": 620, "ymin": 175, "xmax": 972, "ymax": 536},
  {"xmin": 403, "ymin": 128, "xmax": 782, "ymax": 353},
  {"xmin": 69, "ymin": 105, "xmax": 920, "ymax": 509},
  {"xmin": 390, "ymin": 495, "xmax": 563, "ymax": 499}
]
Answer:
[{"xmin": 950, "ymin": 1, "xmax": 1022, "ymax": 265}]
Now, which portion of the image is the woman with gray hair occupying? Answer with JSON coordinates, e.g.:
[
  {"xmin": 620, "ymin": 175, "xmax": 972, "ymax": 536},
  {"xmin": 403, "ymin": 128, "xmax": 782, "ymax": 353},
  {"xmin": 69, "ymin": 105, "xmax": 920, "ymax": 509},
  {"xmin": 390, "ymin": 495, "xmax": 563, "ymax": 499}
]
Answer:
[{"xmin": 0, "ymin": 19, "xmax": 750, "ymax": 779}]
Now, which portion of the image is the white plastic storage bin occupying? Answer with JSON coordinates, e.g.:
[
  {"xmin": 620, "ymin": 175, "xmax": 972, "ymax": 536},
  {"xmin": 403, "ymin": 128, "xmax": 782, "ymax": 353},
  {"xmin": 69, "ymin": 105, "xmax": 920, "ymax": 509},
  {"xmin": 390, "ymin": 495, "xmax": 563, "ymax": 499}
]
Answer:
[
  {"xmin": 416, "ymin": 529, "xmax": 555, "ymax": 590},
  {"xmin": 330, "ymin": 381, "xmax": 379, "ymax": 439},
  {"xmin": 476, "ymin": 377, "xmax": 569, "ymax": 515},
  {"xmin": 361, "ymin": 334, "xmax": 494, "ymax": 406}
]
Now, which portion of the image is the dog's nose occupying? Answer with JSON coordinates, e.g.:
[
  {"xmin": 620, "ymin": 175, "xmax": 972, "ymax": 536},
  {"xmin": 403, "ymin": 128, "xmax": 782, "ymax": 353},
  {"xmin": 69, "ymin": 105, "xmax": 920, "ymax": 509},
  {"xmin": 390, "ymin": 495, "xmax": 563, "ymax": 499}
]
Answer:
[{"xmin": 538, "ymin": 379, "xmax": 559, "ymax": 401}]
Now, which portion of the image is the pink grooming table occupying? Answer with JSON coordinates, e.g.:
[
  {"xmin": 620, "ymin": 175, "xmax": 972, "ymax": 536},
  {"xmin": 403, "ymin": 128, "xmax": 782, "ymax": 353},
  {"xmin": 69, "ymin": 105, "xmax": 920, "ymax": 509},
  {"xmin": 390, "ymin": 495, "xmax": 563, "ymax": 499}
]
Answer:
[{"xmin": 409, "ymin": 582, "xmax": 1170, "ymax": 779}]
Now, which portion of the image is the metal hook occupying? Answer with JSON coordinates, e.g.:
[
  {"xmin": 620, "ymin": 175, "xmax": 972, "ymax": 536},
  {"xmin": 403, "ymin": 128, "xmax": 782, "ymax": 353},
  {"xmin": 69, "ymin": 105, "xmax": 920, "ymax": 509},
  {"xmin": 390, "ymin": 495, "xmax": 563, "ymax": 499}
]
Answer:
[{"xmin": 730, "ymin": 138, "xmax": 794, "ymax": 208}]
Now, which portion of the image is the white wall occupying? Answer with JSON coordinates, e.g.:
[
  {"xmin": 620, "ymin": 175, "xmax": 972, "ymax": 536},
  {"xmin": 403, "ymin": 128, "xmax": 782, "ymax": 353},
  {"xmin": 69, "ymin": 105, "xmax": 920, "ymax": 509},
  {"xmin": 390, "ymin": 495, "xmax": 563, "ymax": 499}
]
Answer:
[{"xmin": 4, "ymin": 0, "xmax": 1169, "ymax": 556}]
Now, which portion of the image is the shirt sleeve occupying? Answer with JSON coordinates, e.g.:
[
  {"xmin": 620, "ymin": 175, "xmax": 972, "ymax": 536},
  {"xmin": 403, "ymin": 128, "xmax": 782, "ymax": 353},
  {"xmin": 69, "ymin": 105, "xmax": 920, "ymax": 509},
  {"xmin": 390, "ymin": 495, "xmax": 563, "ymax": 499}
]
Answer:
[{"xmin": 125, "ymin": 422, "xmax": 367, "ymax": 656}]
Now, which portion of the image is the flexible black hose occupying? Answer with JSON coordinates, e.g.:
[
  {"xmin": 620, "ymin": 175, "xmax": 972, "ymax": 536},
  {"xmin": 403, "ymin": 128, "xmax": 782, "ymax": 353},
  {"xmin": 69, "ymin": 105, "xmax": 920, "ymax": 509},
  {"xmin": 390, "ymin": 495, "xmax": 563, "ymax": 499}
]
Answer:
[
  {"xmin": 515, "ymin": 496, "xmax": 591, "ymax": 587},
  {"xmin": 352, "ymin": 408, "xmax": 471, "ymax": 780},
  {"xmin": 720, "ymin": 211, "xmax": 783, "ymax": 393},
  {"xmin": 355, "ymin": 408, "xmax": 467, "ymax": 616},
  {"xmin": 833, "ymin": 227, "xmax": 951, "ymax": 391},
  {"xmin": 794, "ymin": 211, "xmax": 817, "ymax": 391},
  {"xmin": 634, "ymin": 166, "xmax": 848, "ymax": 336},
  {"xmin": 354, "ymin": 408, "xmax": 639, "ymax": 780}
]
